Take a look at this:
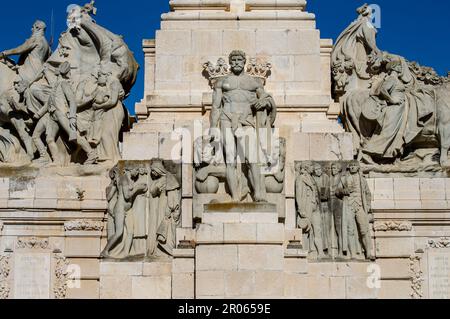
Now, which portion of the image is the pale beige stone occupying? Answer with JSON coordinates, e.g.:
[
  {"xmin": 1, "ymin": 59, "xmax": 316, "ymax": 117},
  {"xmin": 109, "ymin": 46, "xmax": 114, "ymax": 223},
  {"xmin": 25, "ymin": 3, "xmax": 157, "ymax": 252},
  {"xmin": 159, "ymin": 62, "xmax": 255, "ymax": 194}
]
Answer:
[
  {"xmin": 394, "ymin": 200, "xmax": 422, "ymax": 210},
  {"xmin": 182, "ymin": 164, "xmax": 193, "ymax": 197},
  {"xmin": 394, "ymin": 178, "xmax": 420, "ymax": 201},
  {"xmin": 67, "ymin": 280, "xmax": 99, "ymax": 299},
  {"xmin": 100, "ymin": 262, "xmax": 143, "ymax": 277},
  {"xmin": 270, "ymin": 55, "xmax": 294, "ymax": 83},
  {"xmin": 256, "ymin": 30, "xmax": 288, "ymax": 55},
  {"xmin": 173, "ymin": 258, "xmax": 195, "ymax": 274},
  {"xmin": 256, "ymin": 224, "xmax": 284, "ymax": 243},
  {"xmin": 196, "ymin": 223, "xmax": 224, "ymax": 243},
  {"xmin": 67, "ymin": 258, "xmax": 100, "ymax": 279},
  {"xmin": 159, "ymin": 132, "xmax": 182, "ymax": 161},
  {"xmin": 287, "ymin": 30, "xmax": 320, "ymax": 55},
  {"xmin": 143, "ymin": 262, "xmax": 172, "ymax": 277},
  {"xmin": 420, "ymin": 178, "xmax": 446, "ymax": 200},
  {"xmin": 132, "ymin": 276, "xmax": 172, "ymax": 299},
  {"xmin": 378, "ymin": 280, "xmax": 412, "ymax": 299},
  {"xmin": 329, "ymin": 277, "xmax": 347, "ymax": 299},
  {"xmin": 254, "ymin": 271, "xmax": 284, "ymax": 297},
  {"xmin": 346, "ymin": 276, "xmax": 379, "ymax": 299},
  {"xmin": 122, "ymin": 132, "xmax": 159, "ymax": 160},
  {"xmin": 196, "ymin": 270, "xmax": 225, "ymax": 296},
  {"xmin": 377, "ymin": 258, "xmax": 411, "ymax": 279},
  {"xmin": 222, "ymin": 29, "xmax": 256, "ymax": 56},
  {"xmin": 192, "ymin": 30, "xmax": 223, "ymax": 55},
  {"xmin": 285, "ymin": 198, "xmax": 297, "ymax": 230},
  {"xmin": 100, "ymin": 276, "xmax": 132, "ymax": 299},
  {"xmin": 80, "ymin": 200, "xmax": 107, "ymax": 210},
  {"xmin": 35, "ymin": 177, "xmax": 58, "ymax": 199},
  {"xmin": 223, "ymin": 223, "xmax": 257, "ymax": 242},
  {"xmin": 57, "ymin": 200, "xmax": 81, "ymax": 210},
  {"xmin": 156, "ymin": 30, "xmax": 191, "ymax": 56},
  {"xmin": 8, "ymin": 199, "xmax": 34, "ymax": 209},
  {"xmin": 224, "ymin": 271, "xmax": 256, "ymax": 297},
  {"xmin": 238, "ymin": 245, "xmax": 283, "ymax": 271},
  {"xmin": 283, "ymin": 273, "xmax": 307, "ymax": 298},
  {"xmin": 155, "ymin": 55, "xmax": 183, "ymax": 82},
  {"xmin": 196, "ymin": 245, "xmax": 238, "ymax": 271},
  {"xmin": 172, "ymin": 273, "xmax": 195, "ymax": 299},
  {"xmin": 373, "ymin": 178, "xmax": 394, "ymax": 200},
  {"xmin": 421, "ymin": 200, "xmax": 448, "ymax": 210},
  {"xmin": 294, "ymin": 55, "xmax": 321, "ymax": 82},
  {"xmin": 0, "ymin": 178, "xmax": 10, "ymax": 199},
  {"xmin": 181, "ymin": 199, "xmax": 193, "ymax": 228},
  {"xmin": 239, "ymin": 212, "xmax": 279, "ymax": 224},
  {"xmin": 375, "ymin": 237, "xmax": 415, "ymax": 258},
  {"xmin": 372, "ymin": 200, "xmax": 395, "ymax": 210},
  {"xmin": 284, "ymin": 258, "xmax": 308, "ymax": 274},
  {"xmin": 202, "ymin": 212, "xmax": 241, "ymax": 224}
]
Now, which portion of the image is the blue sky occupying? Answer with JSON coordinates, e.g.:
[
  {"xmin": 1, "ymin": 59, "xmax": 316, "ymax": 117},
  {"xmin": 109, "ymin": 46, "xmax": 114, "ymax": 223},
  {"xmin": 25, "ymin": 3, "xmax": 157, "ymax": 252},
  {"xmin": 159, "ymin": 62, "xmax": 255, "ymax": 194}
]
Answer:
[{"xmin": 0, "ymin": 0, "xmax": 448, "ymax": 114}]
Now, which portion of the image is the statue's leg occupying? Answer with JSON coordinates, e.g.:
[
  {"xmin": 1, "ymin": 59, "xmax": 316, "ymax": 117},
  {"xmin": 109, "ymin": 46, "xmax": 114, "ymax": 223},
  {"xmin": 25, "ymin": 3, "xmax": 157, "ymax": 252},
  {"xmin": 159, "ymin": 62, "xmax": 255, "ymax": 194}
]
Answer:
[
  {"xmin": 54, "ymin": 111, "xmax": 98, "ymax": 164},
  {"xmin": 45, "ymin": 118, "xmax": 63, "ymax": 165},
  {"xmin": 32, "ymin": 116, "xmax": 52, "ymax": 164},
  {"xmin": 240, "ymin": 127, "xmax": 266, "ymax": 202},
  {"xmin": 346, "ymin": 207, "xmax": 357, "ymax": 259},
  {"xmin": 10, "ymin": 117, "xmax": 34, "ymax": 159},
  {"xmin": 89, "ymin": 109, "xmax": 104, "ymax": 146},
  {"xmin": 356, "ymin": 207, "xmax": 374, "ymax": 260},
  {"xmin": 101, "ymin": 207, "xmax": 125, "ymax": 258},
  {"xmin": 312, "ymin": 210, "xmax": 325, "ymax": 259},
  {"xmin": 221, "ymin": 121, "xmax": 240, "ymax": 202}
]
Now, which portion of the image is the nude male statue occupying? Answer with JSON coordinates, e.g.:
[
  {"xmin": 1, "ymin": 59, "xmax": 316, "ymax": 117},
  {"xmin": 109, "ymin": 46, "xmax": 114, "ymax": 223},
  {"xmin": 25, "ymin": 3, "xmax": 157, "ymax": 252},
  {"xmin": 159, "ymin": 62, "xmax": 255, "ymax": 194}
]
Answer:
[{"xmin": 210, "ymin": 50, "xmax": 275, "ymax": 202}]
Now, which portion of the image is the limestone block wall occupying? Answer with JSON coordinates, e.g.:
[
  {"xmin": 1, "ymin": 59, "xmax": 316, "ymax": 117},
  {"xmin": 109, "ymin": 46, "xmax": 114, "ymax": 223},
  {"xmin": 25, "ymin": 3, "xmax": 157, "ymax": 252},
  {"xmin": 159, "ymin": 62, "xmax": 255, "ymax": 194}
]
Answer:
[
  {"xmin": 368, "ymin": 177, "xmax": 450, "ymax": 299},
  {"xmin": 0, "ymin": 169, "xmax": 109, "ymax": 299},
  {"xmin": 135, "ymin": 0, "xmax": 339, "ymax": 131}
]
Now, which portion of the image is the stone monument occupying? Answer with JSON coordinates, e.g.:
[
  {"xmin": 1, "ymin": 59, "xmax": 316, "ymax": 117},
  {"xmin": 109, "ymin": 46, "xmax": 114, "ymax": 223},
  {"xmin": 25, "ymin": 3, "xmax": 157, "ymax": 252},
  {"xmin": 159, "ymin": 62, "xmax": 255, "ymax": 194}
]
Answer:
[{"xmin": 0, "ymin": 0, "xmax": 449, "ymax": 299}]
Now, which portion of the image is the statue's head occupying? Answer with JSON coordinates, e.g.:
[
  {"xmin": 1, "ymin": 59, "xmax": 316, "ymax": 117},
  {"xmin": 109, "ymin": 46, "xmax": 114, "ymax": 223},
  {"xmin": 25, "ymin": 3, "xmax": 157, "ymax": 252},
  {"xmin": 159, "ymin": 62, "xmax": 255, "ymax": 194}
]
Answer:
[
  {"xmin": 229, "ymin": 50, "xmax": 246, "ymax": 75},
  {"xmin": 32, "ymin": 20, "xmax": 46, "ymax": 33},
  {"xmin": 357, "ymin": 4, "xmax": 372, "ymax": 17},
  {"xmin": 13, "ymin": 80, "xmax": 28, "ymax": 94},
  {"xmin": 386, "ymin": 59, "xmax": 403, "ymax": 75},
  {"xmin": 67, "ymin": 4, "xmax": 83, "ymax": 29},
  {"xmin": 97, "ymin": 69, "xmax": 110, "ymax": 86},
  {"xmin": 150, "ymin": 160, "xmax": 167, "ymax": 179},
  {"xmin": 331, "ymin": 163, "xmax": 342, "ymax": 176},
  {"xmin": 348, "ymin": 161, "xmax": 360, "ymax": 174},
  {"xmin": 313, "ymin": 164, "xmax": 323, "ymax": 177}
]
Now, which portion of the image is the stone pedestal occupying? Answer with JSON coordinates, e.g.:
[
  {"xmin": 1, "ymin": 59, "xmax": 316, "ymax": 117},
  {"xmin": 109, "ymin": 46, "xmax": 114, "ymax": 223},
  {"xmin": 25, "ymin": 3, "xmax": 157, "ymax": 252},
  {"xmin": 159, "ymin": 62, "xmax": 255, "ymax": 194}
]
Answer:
[{"xmin": 195, "ymin": 203, "xmax": 286, "ymax": 298}]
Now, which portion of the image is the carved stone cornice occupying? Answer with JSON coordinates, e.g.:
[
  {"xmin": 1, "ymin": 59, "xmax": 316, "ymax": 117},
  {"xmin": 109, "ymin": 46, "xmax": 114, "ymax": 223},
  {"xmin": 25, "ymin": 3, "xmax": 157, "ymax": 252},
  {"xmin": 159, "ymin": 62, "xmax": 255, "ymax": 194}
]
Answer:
[
  {"xmin": 64, "ymin": 220, "xmax": 104, "ymax": 232},
  {"xmin": 53, "ymin": 254, "xmax": 69, "ymax": 300},
  {"xmin": 409, "ymin": 255, "xmax": 424, "ymax": 299},
  {"xmin": 16, "ymin": 237, "xmax": 50, "ymax": 250},
  {"xmin": 0, "ymin": 255, "xmax": 11, "ymax": 300},
  {"xmin": 374, "ymin": 221, "xmax": 412, "ymax": 232},
  {"xmin": 428, "ymin": 237, "xmax": 450, "ymax": 249}
]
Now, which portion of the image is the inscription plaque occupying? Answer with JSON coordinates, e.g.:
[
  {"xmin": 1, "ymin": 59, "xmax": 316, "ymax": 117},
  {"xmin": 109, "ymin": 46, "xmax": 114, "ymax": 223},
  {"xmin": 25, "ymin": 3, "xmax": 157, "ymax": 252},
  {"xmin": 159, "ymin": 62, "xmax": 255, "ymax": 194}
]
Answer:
[
  {"xmin": 14, "ymin": 253, "xmax": 51, "ymax": 299},
  {"xmin": 428, "ymin": 250, "xmax": 450, "ymax": 299}
]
